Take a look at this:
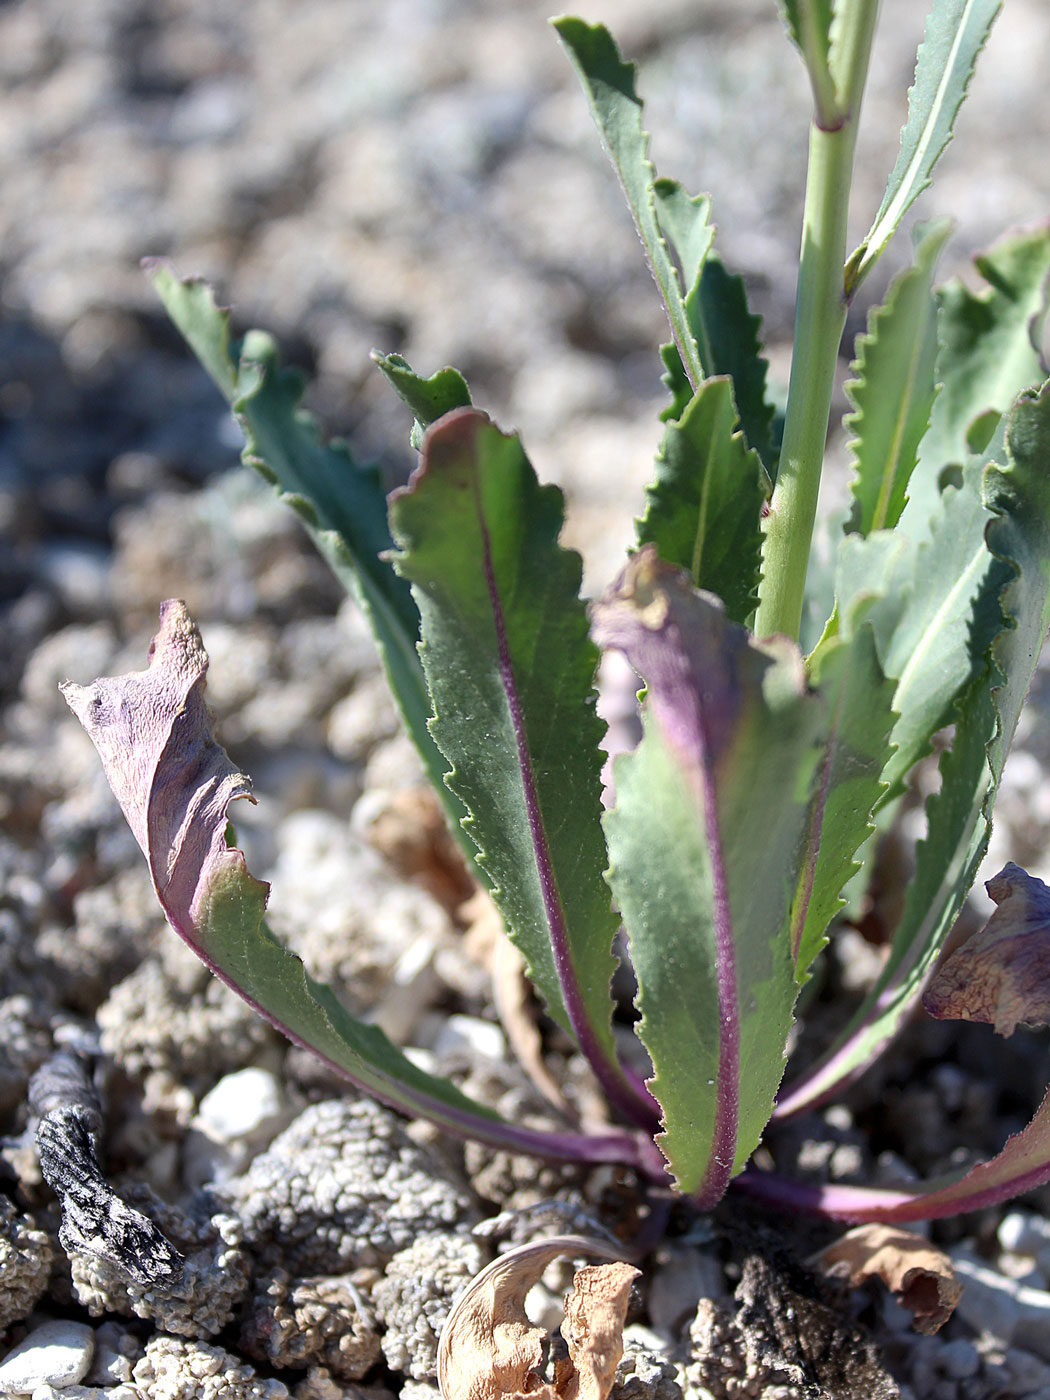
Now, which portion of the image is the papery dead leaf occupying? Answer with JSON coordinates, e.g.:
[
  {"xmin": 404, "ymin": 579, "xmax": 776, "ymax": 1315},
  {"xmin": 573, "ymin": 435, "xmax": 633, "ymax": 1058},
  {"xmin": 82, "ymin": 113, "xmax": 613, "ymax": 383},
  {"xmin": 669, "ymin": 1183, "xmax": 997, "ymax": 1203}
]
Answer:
[
  {"xmin": 560, "ymin": 1261, "xmax": 639, "ymax": 1400},
  {"xmin": 437, "ymin": 1235, "xmax": 637, "ymax": 1400},
  {"xmin": 813, "ymin": 1223, "xmax": 962, "ymax": 1333},
  {"xmin": 60, "ymin": 598, "xmax": 266, "ymax": 950},
  {"xmin": 923, "ymin": 862, "xmax": 1050, "ymax": 1035},
  {"xmin": 359, "ymin": 785, "xmax": 476, "ymax": 912},
  {"xmin": 490, "ymin": 917, "xmax": 574, "ymax": 1118}
]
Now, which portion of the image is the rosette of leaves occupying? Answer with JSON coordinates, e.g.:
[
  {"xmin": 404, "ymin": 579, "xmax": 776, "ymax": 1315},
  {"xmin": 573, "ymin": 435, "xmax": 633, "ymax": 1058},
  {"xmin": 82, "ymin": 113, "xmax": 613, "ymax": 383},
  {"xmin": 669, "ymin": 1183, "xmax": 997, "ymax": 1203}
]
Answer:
[{"xmin": 67, "ymin": 0, "xmax": 1050, "ymax": 1224}]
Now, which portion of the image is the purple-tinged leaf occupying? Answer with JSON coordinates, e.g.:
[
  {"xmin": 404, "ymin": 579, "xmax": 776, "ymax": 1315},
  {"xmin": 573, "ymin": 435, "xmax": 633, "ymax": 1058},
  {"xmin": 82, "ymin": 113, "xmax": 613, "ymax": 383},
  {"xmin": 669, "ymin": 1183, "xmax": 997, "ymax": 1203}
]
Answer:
[
  {"xmin": 740, "ymin": 1082, "xmax": 1050, "ymax": 1221},
  {"xmin": 595, "ymin": 549, "xmax": 823, "ymax": 1201},
  {"xmin": 389, "ymin": 409, "xmax": 658, "ymax": 1132},
  {"xmin": 924, "ymin": 863, "xmax": 1050, "ymax": 1035},
  {"xmin": 61, "ymin": 602, "xmax": 659, "ymax": 1174}
]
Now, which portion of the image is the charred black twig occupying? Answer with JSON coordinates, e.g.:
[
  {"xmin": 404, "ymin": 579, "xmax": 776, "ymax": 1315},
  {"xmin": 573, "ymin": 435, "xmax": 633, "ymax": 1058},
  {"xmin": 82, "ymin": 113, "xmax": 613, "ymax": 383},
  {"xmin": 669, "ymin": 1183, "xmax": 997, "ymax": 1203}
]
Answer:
[{"xmin": 30, "ymin": 1049, "xmax": 184, "ymax": 1286}]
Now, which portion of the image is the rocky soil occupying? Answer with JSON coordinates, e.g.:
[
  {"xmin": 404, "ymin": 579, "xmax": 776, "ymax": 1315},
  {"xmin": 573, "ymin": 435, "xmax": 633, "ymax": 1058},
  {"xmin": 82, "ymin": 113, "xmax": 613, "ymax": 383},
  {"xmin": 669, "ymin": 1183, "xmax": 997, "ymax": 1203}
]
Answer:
[{"xmin": 4, "ymin": 1, "xmax": 1050, "ymax": 1398}]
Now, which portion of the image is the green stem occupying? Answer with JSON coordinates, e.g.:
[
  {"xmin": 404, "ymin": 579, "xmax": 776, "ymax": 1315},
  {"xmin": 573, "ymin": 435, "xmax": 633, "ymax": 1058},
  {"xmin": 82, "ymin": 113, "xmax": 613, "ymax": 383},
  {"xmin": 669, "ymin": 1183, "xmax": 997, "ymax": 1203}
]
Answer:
[{"xmin": 754, "ymin": 0, "xmax": 880, "ymax": 641}]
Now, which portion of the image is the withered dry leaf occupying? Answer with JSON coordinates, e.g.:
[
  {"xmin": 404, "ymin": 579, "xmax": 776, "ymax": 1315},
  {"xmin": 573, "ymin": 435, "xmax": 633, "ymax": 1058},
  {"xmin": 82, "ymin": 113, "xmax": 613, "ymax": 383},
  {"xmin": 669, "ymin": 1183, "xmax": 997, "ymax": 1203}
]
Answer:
[
  {"xmin": 360, "ymin": 785, "xmax": 476, "ymax": 912},
  {"xmin": 813, "ymin": 1223, "xmax": 962, "ymax": 1334},
  {"xmin": 923, "ymin": 862, "xmax": 1050, "ymax": 1035},
  {"xmin": 490, "ymin": 921, "xmax": 574, "ymax": 1118},
  {"xmin": 437, "ymin": 1235, "xmax": 638, "ymax": 1400},
  {"xmin": 61, "ymin": 599, "xmax": 266, "ymax": 954},
  {"xmin": 560, "ymin": 1261, "xmax": 639, "ymax": 1400}
]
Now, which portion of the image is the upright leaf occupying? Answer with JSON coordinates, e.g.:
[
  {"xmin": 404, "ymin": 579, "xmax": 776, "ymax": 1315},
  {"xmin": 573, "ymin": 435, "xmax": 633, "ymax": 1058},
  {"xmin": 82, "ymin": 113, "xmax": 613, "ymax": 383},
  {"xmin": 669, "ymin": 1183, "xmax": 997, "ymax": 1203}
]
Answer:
[
  {"xmin": 903, "ymin": 226, "xmax": 1050, "ymax": 531},
  {"xmin": 777, "ymin": 0, "xmax": 837, "ymax": 124},
  {"xmin": 553, "ymin": 17, "xmax": 711, "ymax": 391},
  {"xmin": 778, "ymin": 383, "xmax": 1050, "ymax": 1117},
  {"xmin": 389, "ymin": 409, "xmax": 656, "ymax": 1129},
  {"xmin": 371, "ymin": 351, "xmax": 472, "ymax": 450},
  {"xmin": 790, "ymin": 618, "xmax": 897, "ymax": 978},
  {"xmin": 636, "ymin": 377, "xmax": 767, "ymax": 624},
  {"xmin": 832, "ymin": 458, "xmax": 1009, "ymax": 799},
  {"xmin": 845, "ymin": 221, "xmax": 950, "ymax": 536},
  {"xmin": 62, "ymin": 603, "xmax": 646, "ymax": 1172},
  {"xmin": 595, "ymin": 550, "xmax": 822, "ymax": 1201},
  {"xmin": 146, "ymin": 263, "xmax": 459, "ymax": 828},
  {"xmin": 658, "ymin": 254, "xmax": 777, "ymax": 472},
  {"xmin": 846, "ymin": 0, "xmax": 1003, "ymax": 293}
]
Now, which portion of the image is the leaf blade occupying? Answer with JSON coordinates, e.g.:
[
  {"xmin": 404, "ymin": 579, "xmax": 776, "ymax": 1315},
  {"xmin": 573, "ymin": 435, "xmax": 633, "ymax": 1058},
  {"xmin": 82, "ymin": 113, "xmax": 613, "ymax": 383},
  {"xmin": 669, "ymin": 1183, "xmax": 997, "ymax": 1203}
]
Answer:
[
  {"xmin": 371, "ymin": 350, "xmax": 473, "ymax": 450},
  {"xmin": 595, "ymin": 551, "xmax": 822, "ymax": 1199},
  {"xmin": 637, "ymin": 376, "xmax": 766, "ymax": 625},
  {"xmin": 845, "ymin": 220, "xmax": 951, "ymax": 536},
  {"xmin": 62, "ymin": 603, "xmax": 642, "ymax": 1169},
  {"xmin": 846, "ymin": 0, "xmax": 1002, "ymax": 292},
  {"xmin": 779, "ymin": 381, "xmax": 1050, "ymax": 1117},
  {"xmin": 790, "ymin": 620, "xmax": 897, "ymax": 977},
  {"xmin": 903, "ymin": 225, "xmax": 1050, "ymax": 532},
  {"xmin": 553, "ymin": 17, "xmax": 710, "ymax": 390},
  {"xmin": 145, "ymin": 262, "xmax": 461, "ymax": 829},
  {"xmin": 389, "ymin": 409, "xmax": 654, "ymax": 1128}
]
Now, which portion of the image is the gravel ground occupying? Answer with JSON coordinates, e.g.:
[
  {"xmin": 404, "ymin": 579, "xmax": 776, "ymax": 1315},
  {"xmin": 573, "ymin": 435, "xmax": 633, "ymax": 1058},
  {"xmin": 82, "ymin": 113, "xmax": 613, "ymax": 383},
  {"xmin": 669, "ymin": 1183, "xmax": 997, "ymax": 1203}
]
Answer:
[{"xmin": 4, "ymin": 1, "xmax": 1050, "ymax": 1398}]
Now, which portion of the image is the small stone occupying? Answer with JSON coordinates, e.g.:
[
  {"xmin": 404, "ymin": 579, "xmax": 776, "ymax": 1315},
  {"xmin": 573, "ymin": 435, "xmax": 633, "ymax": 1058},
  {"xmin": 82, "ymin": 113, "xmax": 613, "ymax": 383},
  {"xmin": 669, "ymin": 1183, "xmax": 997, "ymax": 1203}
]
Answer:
[
  {"xmin": 1000, "ymin": 1346, "xmax": 1050, "ymax": 1396},
  {"xmin": 998, "ymin": 1210, "xmax": 1050, "ymax": 1278},
  {"xmin": 196, "ymin": 1067, "xmax": 286, "ymax": 1145},
  {"xmin": 939, "ymin": 1338, "xmax": 980, "ymax": 1380},
  {"xmin": 0, "ymin": 1320, "xmax": 95, "ymax": 1394},
  {"xmin": 950, "ymin": 1247, "xmax": 1050, "ymax": 1360},
  {"xmin": 431, "ymin": 1014, "xmax": 506, "ymax": 1063},
  {"xmin": 31, "ymin": 1386, "xmax": 107, "ymax": 1400},
  {"xmin": 646, "ymin": 1246, "xmax": 724, "ymax": 1338}
]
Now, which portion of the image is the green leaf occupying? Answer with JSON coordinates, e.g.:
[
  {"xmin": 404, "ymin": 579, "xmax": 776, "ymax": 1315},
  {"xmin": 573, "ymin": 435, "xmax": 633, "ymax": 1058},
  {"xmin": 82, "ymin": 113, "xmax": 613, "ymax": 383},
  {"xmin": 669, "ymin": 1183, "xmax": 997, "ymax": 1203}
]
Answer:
[
  {"xmin": 636, "ymin": 377, "xmax": 766, "ymax": 625},
  {"xmin": 778, "ymin": 382, "xmax": 1050, "ymax": 1117},
  {"xmin": 777, "ymin": 0, "xmax": 837, "ymax": 124},
  {"xmin": 553, "ymin": 17, "xmax": 711, "ymax": 391},
  {"xmin": 63, "ymin": 602, "xmax": 646, "ymax": 1170},
  {"xmin": 790, "ymin": 619, "xmax": 897, "ymax": 978},
  {"xmin": 903, "ymin": 225, "xmax": 1050, "ymax": 532},
  {"xmin": 595, "ymin": 550, "xmax": 822, "ymax": 1200},
  {"xmin": 833, "ymin": 457, "xmax": 1009, "ymax": 799},
  {"xmin": 846, "ymin": 0, "xmax": 1003, "ymax": 293},
  {"xmin": 145, "ymin": 262, "xmax": 461, "ymax": 830},
  {"xmin": 845, "ymin": 220, "xmax": 951, "ymax": 536},
  {"xmin": 659, "ymin": 254, "xmax": 777, "ymax": 473},
  {"xmin": 371, "ymin": 351, "xmax": 472, "ymax": 450},
  {"xmin": 389, "ymin": 409, "xmax": 653, "ymax": 1127}
]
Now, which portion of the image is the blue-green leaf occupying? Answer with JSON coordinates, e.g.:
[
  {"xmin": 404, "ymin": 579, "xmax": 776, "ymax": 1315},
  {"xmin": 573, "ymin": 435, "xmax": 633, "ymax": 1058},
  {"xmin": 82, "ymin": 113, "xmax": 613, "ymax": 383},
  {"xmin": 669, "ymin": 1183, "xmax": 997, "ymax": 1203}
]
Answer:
[
  {"xmin": 553, "ymin": 17, "xmax": 712, "ymax": 392},
  {"xmin": 846, "ymin": 0, "xmax": 1002, "ymax": 292},
  {"xmin": 845, "ymin": 220, "xmax": 951, "ymax": 536},
  {"xmin": 145, "ymin": 262, "xmax": 457, "ymax": 822},
  {"xmin": 779, "ymin": 381, "xmax": 1050, "ymax": 1116}
]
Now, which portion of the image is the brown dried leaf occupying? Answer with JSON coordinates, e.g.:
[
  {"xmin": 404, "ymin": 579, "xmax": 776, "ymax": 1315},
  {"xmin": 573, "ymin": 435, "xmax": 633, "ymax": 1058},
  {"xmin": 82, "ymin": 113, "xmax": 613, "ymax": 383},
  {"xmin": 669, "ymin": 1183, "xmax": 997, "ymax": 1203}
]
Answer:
[
  {"xmin": 490, "ymin": 921, "xmax": 573, "ymax": 1119},
  {"xmin": 560, "ymin": 1261, "xmax": 639, "ymax": 1400},
  {"xmin": 360, "ymin": 785, "xmax": 475, "ymax": 912},
  {"xmin": 923, "ymin": 862, "xmax": 1050, "ymax": 1035},
  {"xmin": 437, "ymin": 1235, "xmax": 637, "ymax": 1400},
  {"xmin": 813, "ymin": 1223, "xmax": 962, "ymax": 1334}
]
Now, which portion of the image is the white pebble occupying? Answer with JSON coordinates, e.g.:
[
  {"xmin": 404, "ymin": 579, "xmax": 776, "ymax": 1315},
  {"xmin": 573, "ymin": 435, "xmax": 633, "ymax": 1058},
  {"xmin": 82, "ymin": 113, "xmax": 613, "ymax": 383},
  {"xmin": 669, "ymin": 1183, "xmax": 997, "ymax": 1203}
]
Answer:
[
  {"xmin": 31, "ymin": 1386, "xmax": 107, "ymax": 1400},
  {"xmin": 196, "ymin": 1067, "xmax": 285, "ymax": 1144},
  {"xmin": 999, "ymin": 1211, "xmax": 1050, "ymax": 1278},
  {"xmin": 0, "ymin": 1320, "xmax": 95, "ymax": 1395},
  {"xmin": 951, "ymin": 1248, "xmax": 1050, "ymax": 1360},
  {"xmin": 432, "ymin": 1014, "xmax": 506, "ymax": 1062}
]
